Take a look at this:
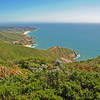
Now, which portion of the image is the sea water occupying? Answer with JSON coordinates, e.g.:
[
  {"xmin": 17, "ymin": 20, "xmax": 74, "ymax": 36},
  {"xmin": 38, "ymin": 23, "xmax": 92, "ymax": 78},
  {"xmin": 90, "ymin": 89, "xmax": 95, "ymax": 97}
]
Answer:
[{"xmin": 1, "ymin": 23, "xmax": 100, "ymax": 61}]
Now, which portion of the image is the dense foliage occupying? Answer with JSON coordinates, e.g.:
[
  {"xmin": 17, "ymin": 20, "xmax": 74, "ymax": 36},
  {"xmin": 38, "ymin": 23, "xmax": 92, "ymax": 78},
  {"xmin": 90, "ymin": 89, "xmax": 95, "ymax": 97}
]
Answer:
[
  {"xmin": 0, "ymin": 56, "xmax": 100, "ymax": 100},
  {"xmin": 0, "ymin": 42, "xmax": 100, "ymax": 99}
]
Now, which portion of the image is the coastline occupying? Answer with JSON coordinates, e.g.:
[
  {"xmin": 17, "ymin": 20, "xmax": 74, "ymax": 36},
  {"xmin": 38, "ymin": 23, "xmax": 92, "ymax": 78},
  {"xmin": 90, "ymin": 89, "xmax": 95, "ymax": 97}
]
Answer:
[
  {"xmin": 76, "ymin": 54, "xmax": 81, "ymax": 59},
  {"xmin": 23, "ymin": 30, "xmax": 37, "ymax": 48},
  {"xmin": 23, "ymin": 29, "xmax": 81, "ymax": 60},
  {"xmin": 24, "ymin": 31, "xmax": 31, "ymax": 35},
  {"xmin": 73, "ymin": 50, "xmax": 81, "ymax": 60}
]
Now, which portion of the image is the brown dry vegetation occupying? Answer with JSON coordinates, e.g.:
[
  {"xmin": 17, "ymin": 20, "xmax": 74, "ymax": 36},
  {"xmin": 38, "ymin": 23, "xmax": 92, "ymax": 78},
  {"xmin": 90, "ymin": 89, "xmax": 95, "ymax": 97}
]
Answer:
[{"xmin": 0, "ymin": 65, "xmax": 22, "ymax": 79}]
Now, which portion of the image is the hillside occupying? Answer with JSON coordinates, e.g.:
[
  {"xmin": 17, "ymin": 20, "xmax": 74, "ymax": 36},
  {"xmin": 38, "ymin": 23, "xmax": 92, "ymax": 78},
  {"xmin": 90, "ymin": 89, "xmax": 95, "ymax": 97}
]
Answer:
[
  {"xmin": 0, "ymin": 26, "xmax": 36, "ymax": 42},
  {"xmin": 0, "ymin": 31, "xmax": 24, "ymax": 42},
  {"xmin": 0, "ymin": 42, "xmax": 100, "ymax": 99},
  {"xmin": 0, "ymin": 27, "xmax": 100, "ymax": 99},
  {"xmin": 0, "ymin": 26, "xmax": 37, "ymax": 47},
  {"xmin": 48, "ymin": 46, "xmax": 76, "ymax": 63},
  {"xmin": 0, "ymin": 42, "xmax": 76, "ymax": 66},
  {"xmin": 65, "ymin": 56, "xmax": 100, "ymax": 72},
  {"xmin": 0, "ymin": 48, "xmax": 100, "ymax": 99}
]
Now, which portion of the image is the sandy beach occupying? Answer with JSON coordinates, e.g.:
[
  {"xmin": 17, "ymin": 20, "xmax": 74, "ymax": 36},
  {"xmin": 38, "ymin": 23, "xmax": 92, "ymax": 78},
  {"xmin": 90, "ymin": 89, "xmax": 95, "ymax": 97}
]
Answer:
[
  {"xmin": 24, "ymin": 45, "xmax": 32, "ymax": 47},
  {"xmin": 24, "ymin": 31, "xmax": 31, "ymax": 35}
]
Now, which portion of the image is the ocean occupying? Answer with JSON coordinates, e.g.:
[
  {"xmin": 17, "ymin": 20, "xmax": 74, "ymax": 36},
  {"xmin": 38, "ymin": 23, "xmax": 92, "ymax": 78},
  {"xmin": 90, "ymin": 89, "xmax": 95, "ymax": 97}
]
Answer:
[{"xmin": 1, "ymin": 23, "xmax": 100, "ymax": 61}]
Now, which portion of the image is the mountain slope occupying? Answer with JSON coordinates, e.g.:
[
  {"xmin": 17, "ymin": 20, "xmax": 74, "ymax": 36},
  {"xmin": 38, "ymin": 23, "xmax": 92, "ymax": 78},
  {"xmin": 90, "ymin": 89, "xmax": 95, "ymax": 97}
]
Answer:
[{"xmin": 0, "ymin": 42, "xmax": 75, "ymax": 66}]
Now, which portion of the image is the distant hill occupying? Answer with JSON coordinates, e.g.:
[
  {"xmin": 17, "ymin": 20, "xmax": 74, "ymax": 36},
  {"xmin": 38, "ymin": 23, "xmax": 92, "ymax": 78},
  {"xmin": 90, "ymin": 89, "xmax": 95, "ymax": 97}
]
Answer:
[
  {"xmin": 0, "ymin": 26, "xmax": 37, "ymax": 46},
  {"xmin": 0, "ymin": 26, "xmax": 36, "ymax": 32},
  {"xmin": 0, "ymin": 31, "xmax": 24, "ymax": 42}
]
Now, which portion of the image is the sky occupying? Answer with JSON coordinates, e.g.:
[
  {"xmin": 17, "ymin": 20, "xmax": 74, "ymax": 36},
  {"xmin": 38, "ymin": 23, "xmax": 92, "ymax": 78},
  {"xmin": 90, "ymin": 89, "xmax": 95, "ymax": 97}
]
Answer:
[{"xmin": 0, "ymin": 0, "xmax": 100, "ymax": 23}]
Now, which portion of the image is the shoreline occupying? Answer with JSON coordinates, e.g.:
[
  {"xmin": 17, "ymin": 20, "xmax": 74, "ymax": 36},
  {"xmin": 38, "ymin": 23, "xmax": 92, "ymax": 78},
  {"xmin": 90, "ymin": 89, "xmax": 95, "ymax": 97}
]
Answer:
[
  {"xmin": 23, "ymin": 29, "xmax": 81, "ymax": 60},
  {"xmin": 73, "ymin": 50, "xmax": 81, "ymax": 60},
  {"xmin": 24, "ymin": 31, "xmax": 31, "ymax": 35},
  {"xmin": 23, "ymin": 29, "xmax": 38, "ymax": 48},
  {"xmin": 75, "ymin": 54, "xmax": 81, "ymax": 59}
]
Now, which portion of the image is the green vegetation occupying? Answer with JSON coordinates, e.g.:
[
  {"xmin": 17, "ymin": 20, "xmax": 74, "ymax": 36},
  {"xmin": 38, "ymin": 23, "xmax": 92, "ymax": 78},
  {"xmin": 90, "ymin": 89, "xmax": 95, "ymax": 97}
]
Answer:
[
  {"xmin": 0, "ymin": 26, "xmax": 37, "ymax": 46},
  {"xmin": 64, "ymin": 56, "xmax": 100, "ymax": 72},
  {"xmin": 0, "ymin": 42, "xmax": 100, "ymax": 99},
  {"xmin": 0, "ymin": 56, "xmax": 100, "ymax": 99},
  {"xmin": 0, "ymin": 27, "xmax": 100, "ymax": 99},
  {"xmin": 0, "ymin": 31, "xmax": 24, "ymax": 42},
  {"xmin": 48, "ymin": 46, "xmax": 76, "ymax": 61},
  {"xmin": 0, "ymin": 42, "xmax": 75, "ymax": 66}
]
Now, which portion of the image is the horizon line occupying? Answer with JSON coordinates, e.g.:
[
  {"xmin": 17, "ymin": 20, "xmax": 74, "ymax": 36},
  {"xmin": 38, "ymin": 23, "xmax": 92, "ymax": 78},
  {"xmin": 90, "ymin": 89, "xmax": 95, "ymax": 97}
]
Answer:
[{"xmin": 1, "ymin": 21, "xmax": 100, "ymax": 24}]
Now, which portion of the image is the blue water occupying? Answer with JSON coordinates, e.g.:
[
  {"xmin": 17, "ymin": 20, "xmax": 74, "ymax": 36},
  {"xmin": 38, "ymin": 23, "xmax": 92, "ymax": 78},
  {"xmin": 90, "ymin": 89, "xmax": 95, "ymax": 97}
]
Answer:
[{"xmin": 1, "ymin": 23, "xmax": 100, "ymax": 61}]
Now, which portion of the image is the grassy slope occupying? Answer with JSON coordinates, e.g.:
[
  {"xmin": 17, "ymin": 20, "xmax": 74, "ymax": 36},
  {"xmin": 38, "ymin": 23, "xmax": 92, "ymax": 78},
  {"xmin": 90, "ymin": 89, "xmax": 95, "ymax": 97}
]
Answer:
[
  {"xmin": 0, "ymin": 42, "xmax": 75, "ymax": 66},
  {"xmin": 0, "ymin": 42, "xmax": 55, "ymax": 65},
  {"xmin": 0, "ymin": 41, "xmax": 100, "ymax": 70},
  {"xmin": 0, "ymin": 26, "xmax": 37, "ymax": 43},
  {"xmin": 1, "ymin": 41, "xmax": 100, "ymax": 71},
  {"xmin": 48, "ymin": 46, "xmax": 76, "ymax": 59},
  {"xmin": 0, "ymin": 32, "xmax": 24, "ymax": 42}
]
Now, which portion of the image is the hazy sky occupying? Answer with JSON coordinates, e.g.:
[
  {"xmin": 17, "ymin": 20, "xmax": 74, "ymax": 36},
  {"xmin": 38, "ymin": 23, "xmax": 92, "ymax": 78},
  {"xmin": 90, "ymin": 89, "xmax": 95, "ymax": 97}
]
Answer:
[{"xmin": 0, "ymin": 0, "xmax": 100, "ymax": 23}]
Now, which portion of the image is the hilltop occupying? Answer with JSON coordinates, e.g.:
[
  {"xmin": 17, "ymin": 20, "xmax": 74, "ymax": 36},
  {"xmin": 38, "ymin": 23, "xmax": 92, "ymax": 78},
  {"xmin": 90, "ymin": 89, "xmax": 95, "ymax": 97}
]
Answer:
[{"xmin": 48, "ymin": 46, "xmax": 77, "ymax": 63}]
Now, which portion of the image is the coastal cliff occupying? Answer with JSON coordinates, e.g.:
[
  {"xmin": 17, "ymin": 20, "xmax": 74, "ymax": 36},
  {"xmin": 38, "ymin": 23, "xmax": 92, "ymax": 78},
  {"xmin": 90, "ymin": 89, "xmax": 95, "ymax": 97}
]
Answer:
[{"xmin": 48, "ymin": 46, "xmax": 77, "ymax": 63}]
